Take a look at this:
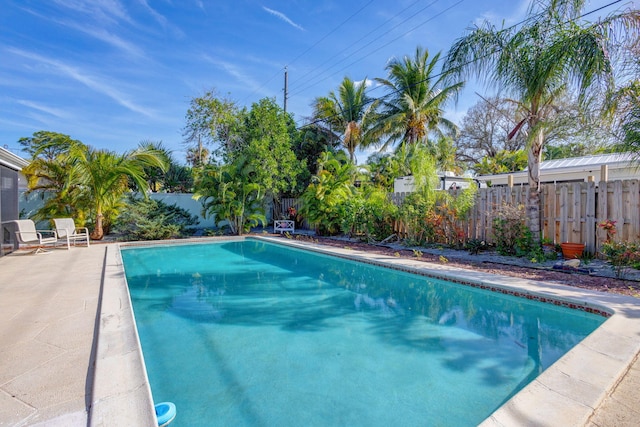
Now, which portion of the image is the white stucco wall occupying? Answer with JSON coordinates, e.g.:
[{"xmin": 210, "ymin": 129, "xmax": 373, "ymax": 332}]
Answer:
[{"xmin": 148, "ymin": 193, "xmax": 216, "ymax": 228}]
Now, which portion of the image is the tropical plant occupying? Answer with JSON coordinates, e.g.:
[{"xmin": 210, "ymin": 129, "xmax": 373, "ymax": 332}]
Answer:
[
  {"xmin": 339, "ymin": 187, "xmax": 397, "ymax": 241},
  {"xmin": 193, "ymin": 156, "xmax": 266, "ymax": 235},
  {"xmin": 68, "ymin": 144, "xmax": 169, "ymax": 240},
  {"xmin": 237, "ymin": 98, "xmax": 304, "ymax": 198},
  {"xmin": 135, "ymin": 140, "xmax": 173, "ymax": 192},
  {"xmin": 473, "ymin": 149, "xmax": 528, "ymax": 175},
  {"xmin": 444, "ymin": 0, "xmax": 640, "ymax": 244},
  {"xmin": 183, "ymin": 89, "xmax": 244, "ymax": 158},
  {"xmin": 374, "ymin": 46, "xmax": 463, "ymax": 150},
  {"xmin": 186, "ymin": 145, "xmax": 210, "ymax": 167},
  {"xmin": 114, "ymin": 195, "xmax": 199, "ymax": 240},
  {"xmin": 20, "ymin": 132, "xmax": 88, "ymax": 222},
  {"xmin": 312, "ymin": 77, "xmax": 378, "ymax": 163},
  {"xmin": 611, "ymin": 80, "xmax": 640, "ymax": 153},
  {"xmin": 600, "ymin": 241, "xmax": 640, "ymax": 278},
  {"xmin": 162, "ymin": 164, "xmax": 193, "ymax": 193},
  {"xmin": 300, "ymin": 152, "xmax": 355, "ymax": 235},
  {"xmin": 365, "ymin": 151, "xmax": 411, "ymax": 191}
]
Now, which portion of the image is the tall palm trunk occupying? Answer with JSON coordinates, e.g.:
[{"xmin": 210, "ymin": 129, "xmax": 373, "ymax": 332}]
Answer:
[{"xmin": 526, "ymin": 130, "xmax": 544, "ymax": 243}]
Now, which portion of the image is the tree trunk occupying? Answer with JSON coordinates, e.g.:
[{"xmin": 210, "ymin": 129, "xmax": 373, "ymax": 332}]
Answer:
[
  {"xmin": 526, "ymin": 131, "xmax": 544, "ymax": 244},
  {"xmin": 91, "ymin": 212, "xmax": 104, "ymax": 240}
]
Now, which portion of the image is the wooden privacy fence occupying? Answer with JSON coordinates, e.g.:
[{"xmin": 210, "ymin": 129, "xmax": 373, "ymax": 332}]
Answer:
[
  {"xmin": 391, "ymin": 180, "xmax": 640, "ymax": 254},
  {"xmin": 286, "ymin": 179, "xmax": 640, "ymax": 252}
]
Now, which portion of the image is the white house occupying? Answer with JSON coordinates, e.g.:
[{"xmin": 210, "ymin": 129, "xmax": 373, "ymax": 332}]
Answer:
[
  {"xmin": 477, "ymin": 152, "xmax": 638, "ymax": 186},
  {"xmin": 1, "ymin": 147, "xmax": 30, "ymax": 256},
  {"xmin": 394, "ymin": 172, "xmax": 480, "ymax": 193}
]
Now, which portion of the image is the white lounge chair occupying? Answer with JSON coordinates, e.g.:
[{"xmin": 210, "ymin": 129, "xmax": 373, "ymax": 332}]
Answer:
[
  {"xmin": 13, "ymin": 219, "xmax": 58, "ymax": 254},
  {"xmin": 53, "ymin": 218, "xmax": 90, "ymax": 249}
]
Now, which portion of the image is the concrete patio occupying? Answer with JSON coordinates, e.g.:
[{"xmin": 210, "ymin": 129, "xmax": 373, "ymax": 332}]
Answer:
[
  {"xmin": 0, "ymin": 238, "xmax": 640, "ymax": 426},
  {"xmin": 0, "ymin": 244, "xmax": 105, "ymax": 426}
]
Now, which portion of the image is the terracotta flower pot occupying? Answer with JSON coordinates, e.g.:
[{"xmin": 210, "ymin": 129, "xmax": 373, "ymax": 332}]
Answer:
[{"xmin": 560, "ymin": 242, "xmax": 585, "ymax": 259}]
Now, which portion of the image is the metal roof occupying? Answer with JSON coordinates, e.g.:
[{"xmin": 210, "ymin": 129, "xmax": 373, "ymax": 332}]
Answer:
[
  {"xmin": 0, "ymin": 146, "xmax": 29, "ymax": 170},
  {"xmin": 532, "ymin": 152, "xmax": 635, "ymax": 171}
]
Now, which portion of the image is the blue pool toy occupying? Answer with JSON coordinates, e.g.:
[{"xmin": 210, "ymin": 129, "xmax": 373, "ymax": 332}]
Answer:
[{"xmin": 155, "ymin": 402, "xmax": 176, "ymax": 427}]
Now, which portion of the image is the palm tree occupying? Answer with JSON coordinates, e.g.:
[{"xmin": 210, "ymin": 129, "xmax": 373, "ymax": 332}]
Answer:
[
  {"xmin": 444, "ymin": 0, "xmax": 640, "ymax": 243},
  {"xmin": 374, "ymin": 47, "xmax": 463, "ymax": 150},
  {"xmin": 312, "ymin": 77, "xmax": 377, "ymax": 163},
  {"xmin": 69, "ymin": 144, "xmax": 168, "ymax": 240},
  {"xmin": 22, "ymin": 150, "xmax": 89, "ymax": 223},
  {"xmin": 193, "ymin": 155, "xmax": 266, "ymax": 235}
]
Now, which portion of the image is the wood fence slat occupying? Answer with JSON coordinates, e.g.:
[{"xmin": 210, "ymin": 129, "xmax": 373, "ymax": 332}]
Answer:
[
  {"xmin": 585, "ymin": 181, "xmax": 596, "ymax": 253},
  {"xmin": 629, "ymin": 180, "xmax": 639, "ymax": 241},
  {"xmin": 597, "ymin": 180, "xmax": 608, "ymax": 243},
  {"xmin": 560, "ymin": 185, "xmax": 569, "ymax": 242},
  {"xmin": 571, "ymin": 182, "xmax": 582, "ymax": 243},
  {"xmin": 549, "ymin": 183, "xmax": 557, "ymax": 242},
  {"xmin": 613, "ymin": 181, "xmax": 624, "ymax": 241},
  {"xmin": 383, "ymin": 179, "xmax": 635, "ymax": 248}
]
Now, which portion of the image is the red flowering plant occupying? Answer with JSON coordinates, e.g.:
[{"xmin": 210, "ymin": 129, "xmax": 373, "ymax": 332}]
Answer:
[
  {"xmin": 598, "ymin": 219, "xmax": 640, "ymax": 278},
  {"xmin": 598, "ymin": 219, "xmax": 617, "ymax": 242},
  {"xmin": 287, "ymin": 206, "xmax": 297, "ymax": 220}
]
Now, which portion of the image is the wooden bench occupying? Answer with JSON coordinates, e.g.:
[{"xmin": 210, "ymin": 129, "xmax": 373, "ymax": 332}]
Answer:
[{"xmin": 274, "ymin": 220, "xmax": 294, "ymax": 234}]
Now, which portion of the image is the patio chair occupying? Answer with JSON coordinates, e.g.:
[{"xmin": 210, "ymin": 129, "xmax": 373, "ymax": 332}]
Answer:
[
  {"xmin": 13, "ymin": 219, "xmax": 58, "ymax": 254},
  {"xmin": 53, "ymin": 218, "xmax": 90, "ymax": 249}
]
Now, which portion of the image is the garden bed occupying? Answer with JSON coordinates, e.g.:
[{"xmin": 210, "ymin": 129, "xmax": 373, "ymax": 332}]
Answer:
[{"xmin": 276, "ymin": 234, "xmax": 640, "ymax": 298}]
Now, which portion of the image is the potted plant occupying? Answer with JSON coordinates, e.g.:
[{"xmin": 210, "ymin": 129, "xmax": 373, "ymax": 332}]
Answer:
[{"xmin": 560, "ymin": 242, "xmax": 585, "ymax": 259}]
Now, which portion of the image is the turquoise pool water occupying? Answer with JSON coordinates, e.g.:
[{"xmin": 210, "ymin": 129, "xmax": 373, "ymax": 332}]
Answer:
[{"xmin": 122, "ymin": 240, "xmax": 604, "ymax": 427}]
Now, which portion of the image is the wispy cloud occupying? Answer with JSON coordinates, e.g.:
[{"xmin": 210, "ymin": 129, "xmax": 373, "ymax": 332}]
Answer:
[
  {"xmin": 8, "ymin": 48, "xmax": 153, "ymax": 117},
  {"xmin": 16, "ymin": 100, "xmax": 71, "ymax": 119},
  {"xmin": 137, "ymin": 0, "xmax": 186, "ymax": 38},
  {"xmin": 53, "ymin": 0, "xmax": 134, "ymax": 26},
  {"xmin": 475, "ymin": 0, "xmax": 529, "ymax": 27},
  {"xmin": 20, "ymin": 6, "xmax": 143, "ymax": 57},
  {"xmin": 202, "ymin": 55, "xmax": 265, "ymax": 93},
  {"xmin": 263, "ymin": 6, "xmax": 304, "ymax": 31}
]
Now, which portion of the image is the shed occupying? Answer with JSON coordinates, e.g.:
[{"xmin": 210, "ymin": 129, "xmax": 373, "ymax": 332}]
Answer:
[
  {"xmin": 478, "ymin": 153, "xmax": 637, "ymax": 186},
  {"xmin": 1, "ymin": 147, "xmax": 30, "ymax": 256}
]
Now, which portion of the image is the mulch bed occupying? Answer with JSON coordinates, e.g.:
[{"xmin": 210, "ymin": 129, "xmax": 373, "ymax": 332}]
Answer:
[{"xmin": 285, "ymin": 235, "xmax": 640, "ymax": 298}]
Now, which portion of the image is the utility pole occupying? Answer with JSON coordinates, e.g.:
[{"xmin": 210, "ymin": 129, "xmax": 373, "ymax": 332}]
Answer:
[{"xmin": 283, "ymin": 66, "xmax": 289, "ymax": 113}]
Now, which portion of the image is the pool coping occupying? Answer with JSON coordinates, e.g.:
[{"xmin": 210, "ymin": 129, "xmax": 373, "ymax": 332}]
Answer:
[{"xmin": 94, "ymin": 236, "xmax": 640, "ymax": 426}]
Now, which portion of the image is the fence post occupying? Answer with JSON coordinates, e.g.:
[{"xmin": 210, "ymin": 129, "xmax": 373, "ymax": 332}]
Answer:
[{"xmin": 601, "ymin": 164, "xmax": 609, "ymax": 182}]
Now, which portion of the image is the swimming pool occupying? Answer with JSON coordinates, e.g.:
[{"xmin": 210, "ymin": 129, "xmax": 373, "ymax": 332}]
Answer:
[{"xmin": 122, "ymin": 239, "xmax": 604, "ymax": 427}]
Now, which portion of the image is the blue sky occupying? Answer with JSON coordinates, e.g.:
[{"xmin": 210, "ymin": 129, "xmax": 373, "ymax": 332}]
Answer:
[{"xmin": 0, "ymin": 0, "xmax": 635, "ymax": 163}]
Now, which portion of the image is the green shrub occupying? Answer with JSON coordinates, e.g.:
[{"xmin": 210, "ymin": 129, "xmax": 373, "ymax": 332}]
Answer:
[
  {"xmin": 114, "ymin": 196, "xmax": 199, "ymax": 241},
  {"xmin": 492, "ymin": 203, "xmax": 533, "ymax": 256},
  {"xmin": 600, "ymin": 241, "xmax": 640, "ymax": 278},
  {"xmin": 339, "ymin": 188, "xmax": 397, "ymax": 241},
  {"xmin": 466, "ymin": 239, "xmax": 488, "ymax": 255}
]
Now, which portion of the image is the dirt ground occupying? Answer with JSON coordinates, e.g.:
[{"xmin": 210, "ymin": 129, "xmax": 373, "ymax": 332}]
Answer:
[{"xmin": 283, "ymin": 234, "xmax": 640, "ymax": 298}]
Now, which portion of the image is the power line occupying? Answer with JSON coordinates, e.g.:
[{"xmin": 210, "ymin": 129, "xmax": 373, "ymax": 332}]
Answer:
[
  {"xmin": 289, "ymin": 0, "xmax": 464, "ymax": 98},
  {"xmin": 294, "ymin": 0, "xmax": 627, "ymax": 131},
  {"xmin": 286, "ymin": 0, "xmax": 377, "ymax": 67},
  {"xmin": 239, "ymin": 0, "xmax": 376, "ymax": 105},
  {"xmin": 287, "ymin": 0, "xmax": 440, "ymax": 93}
]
